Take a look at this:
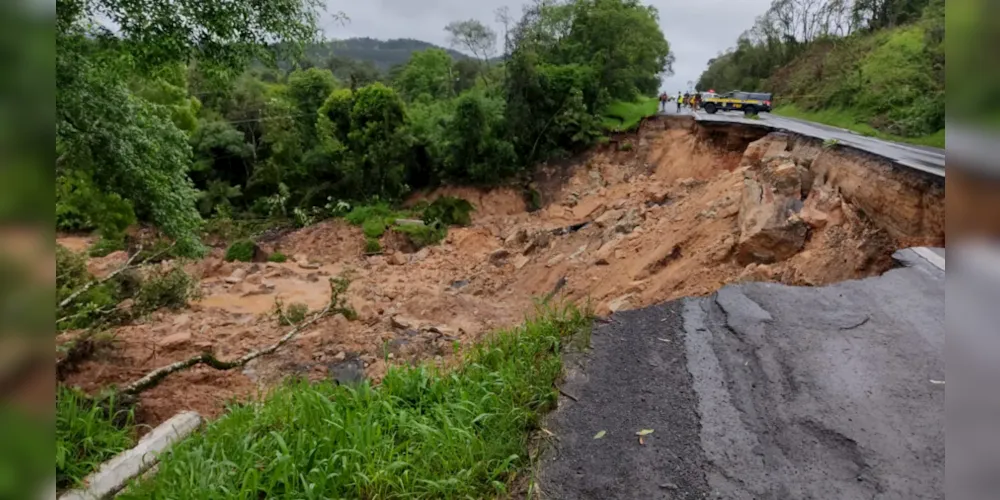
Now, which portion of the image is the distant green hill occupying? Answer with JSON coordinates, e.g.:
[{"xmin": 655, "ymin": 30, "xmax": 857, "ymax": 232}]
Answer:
[{"xmin": 306, "ymin": 38, "xmax": 470, "ymax": 71}]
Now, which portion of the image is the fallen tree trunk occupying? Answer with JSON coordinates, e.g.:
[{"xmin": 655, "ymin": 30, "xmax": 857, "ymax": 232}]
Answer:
[{"xmin": 118, "ymin": 302, "xmax": 332, "ymax": 396}]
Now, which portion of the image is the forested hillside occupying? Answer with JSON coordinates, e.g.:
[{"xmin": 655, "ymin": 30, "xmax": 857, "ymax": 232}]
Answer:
[
  {"xmin": 697, "ymin": 0, "xmax": 944, "ymax": 145},
  {"xmin": 56, "ymin": 0, "xmax": 672, "ymax": 255},
  {"xmin": 305, "ymin": 38, "xmax": 470, "ymax": 70}
]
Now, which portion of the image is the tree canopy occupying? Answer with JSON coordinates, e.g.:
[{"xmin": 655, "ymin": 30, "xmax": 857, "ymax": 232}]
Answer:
[
  {"xmin": 696, "ymin": 0, "xmax": 943, "ymax": 138},
  {"xmin": 56, "ymin": 0, "xmax": 674, "ymax": 250}
]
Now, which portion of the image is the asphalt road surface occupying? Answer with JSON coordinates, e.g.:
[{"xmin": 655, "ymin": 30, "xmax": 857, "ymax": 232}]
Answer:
[
  {"xmin": 539, "ymin": 248, "xmax": 944, "ymax": 499},
  {"xmin": 658, "ymin": 107, "xmax": 945, "ymax": 178}
]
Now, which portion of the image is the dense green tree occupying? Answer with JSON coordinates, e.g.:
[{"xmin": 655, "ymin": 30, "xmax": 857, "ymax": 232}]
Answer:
[
  {"xmin": 560, "ymin": 0, "xmax": 671, "ymax": 100},
  {"xmin": 324, "ymin": 55, "xmax": 384, "ymax": 88},
  {"xmin": 56, "ymin": 0, "xmax": 322, "ymax": 253},
  {"xmin": 287, "ymin": 68, "xmax": 339, "ymax": 147},
  {"xmin": 393, "ymin": 49, "xmax": 456, "ymax": 102},
  {"xmin": 452, "ymin": 58, "xmax": 487, "ymax": 94},
  {"xmin": 319, "ymin": 84, "xmax": 412, "ymax": 199},
  {"xmin": 443, "ymin": 93, "xmax": 516, "ymax": 184},
  {"xmin": 503, "ymin": 0, "xmax": 667, "ymax": 162},
  {"xmin": 56, "ymin": 0, "xmax": 678, "ymax": 239}
]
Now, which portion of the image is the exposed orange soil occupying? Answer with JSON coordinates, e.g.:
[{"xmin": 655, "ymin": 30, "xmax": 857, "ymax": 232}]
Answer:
[{"xmin": 59, "ymin": 122, "xmax": 904, "ymax": 426}]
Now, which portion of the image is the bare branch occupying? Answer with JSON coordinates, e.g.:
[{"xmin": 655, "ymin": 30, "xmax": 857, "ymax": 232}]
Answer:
[
  {"xmin": 58, "ymin": 246, "xmax": 144, "ymax": 311},
  {"xmin": 118, "ymin": 301, "xmax": 332, "ymax": 396}
]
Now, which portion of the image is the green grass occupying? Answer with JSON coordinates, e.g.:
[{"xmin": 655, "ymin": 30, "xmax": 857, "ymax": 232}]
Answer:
[
  {"xmin": 394, "ymin": 223, "xmax": 447, "ymax": 248},
  {"xmin": 773, "ymin": 104, "xmax": 945, "ymax": 148},
  {"xmin": 364, "ymin": 237, "xmax": 382, "ymax": 254},
  {"xmin": 602, "ymin": 96, "xmax": 659, "ymax": 132},
  {"xmin": 267, "ymin": 251, "xmax": 287, "ymax": 263},
  {"xmin": 119, "ymin": 304, "xmax": 591, "ymax": 499},
  {"xmin": 343, "ymin": 203, "xmax": 414, "ymax": 228},
  {"xmin": 345, "ymin": 201, "xmax": 473, "ymax": 250},
  {"xmin": 56, "ymin": 386, "xmax": 135, "ymax": 490}
]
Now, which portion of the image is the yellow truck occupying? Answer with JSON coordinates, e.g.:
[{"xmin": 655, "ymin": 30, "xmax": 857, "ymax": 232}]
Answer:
[{"xmin": 702, "ymin": 91, "xmax": 773, "ymax": 116}]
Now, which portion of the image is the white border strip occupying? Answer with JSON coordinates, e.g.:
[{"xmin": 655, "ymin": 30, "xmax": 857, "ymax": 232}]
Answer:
[
  {"xmin": 912, "ymin": 247, "xmax": 946, "ymax": 271},
  {"xmin": 59, "ymin": 411, "xmax": 202, "ymax": 500}
]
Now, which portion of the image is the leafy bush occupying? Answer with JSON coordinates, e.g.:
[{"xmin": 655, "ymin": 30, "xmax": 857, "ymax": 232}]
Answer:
[
  {"xmin": 422, "ymin": 196, "xmax": 474, "ymax": 226},
  {"xmin": 56, "ymin": 170, "xmax": 137, "ymax": 240},
  {"xmin": 56, "ymin": 245, "xmax": 119, "ymax": 331},
  {"xmin": 525, "ymin": 187, "xmax": 542, "ymax": 212},
  {"xmin": 267, "ymin": 251, "xmax": 287, "ymax": 263},
  {"xmin": 344, "ymin": 203, "xmax": 408, "ymax": 226},
  {"xmin": 361, "ymin": 218, "xmax": 386, "ymax": 239},
  {"xmin": 364, "ymin": 237, "xmax": 382, "ymax": 254},
  {"xmin": 601, "ymin": 96, "xmax": 658, "ymax": 131},
  {"xmin": 224, "ymin": 240, "xmax": 256, "ymax": 262},
  {"xmin": 134, "ymin": 267, "xmax": 195, "ymax": 315},
  {"xmin": 394, "ymin": 223, "xmax": 447, "ymax": 249},
  {"xmin": 56, "ymin": 386, "xmax": 135, "ymax": 490}
]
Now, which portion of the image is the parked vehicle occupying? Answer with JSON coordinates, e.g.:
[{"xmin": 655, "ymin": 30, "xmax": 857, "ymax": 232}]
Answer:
[{"xmin": 702, "ymin": 91, "xmax": 773, "ymax": 115}]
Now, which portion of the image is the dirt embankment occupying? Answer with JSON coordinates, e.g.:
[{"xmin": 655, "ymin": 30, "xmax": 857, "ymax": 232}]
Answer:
[{"xmin": 58, "ymin": 117, "xmax": 944, "ymax": 426}]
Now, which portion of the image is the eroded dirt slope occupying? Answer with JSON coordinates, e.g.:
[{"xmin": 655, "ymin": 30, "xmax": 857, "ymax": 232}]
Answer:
[{"xmin": 60, "ymin": 119, "xmax": 936, "ymax": 426}]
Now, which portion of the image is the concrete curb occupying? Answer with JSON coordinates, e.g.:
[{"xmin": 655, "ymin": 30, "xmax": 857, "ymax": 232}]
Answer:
[
  {"xmin": 59, "ymin": 411, "xmax": 202, "ymax": 500},
  {"xmin": 912, "ymin": 247, "xmax": 946, "ymax": 271}
]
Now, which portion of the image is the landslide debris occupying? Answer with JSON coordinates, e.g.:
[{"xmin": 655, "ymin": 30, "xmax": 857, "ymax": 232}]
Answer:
[{"xmin": 60, "ymin": 118, "xmax": 940, "ymax": 426}]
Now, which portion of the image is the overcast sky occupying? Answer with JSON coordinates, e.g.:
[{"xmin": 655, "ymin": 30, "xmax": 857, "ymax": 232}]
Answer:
[{"xmin": 320, "ymin": 0, "xmax": 772, "ymax": 93}]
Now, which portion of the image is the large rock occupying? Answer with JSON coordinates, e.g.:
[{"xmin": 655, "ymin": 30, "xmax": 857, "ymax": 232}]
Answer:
[
  {"xmin": 607, "ymin": 294, "xmax": 633, "ymax": 313},
  {"xmin": 736, "ymin": 156, "xmax": 809, "ymax": 265},
  {"xmin": 513, "ymin": 255, "xmax": 530, "ymax": 270},
  {"xmin": 224, "ymin": 268, "xmax": 247, "ymax": 284},
  {"xmin": 800, "ymin": 184, "xmax": 845, "ymax": 229},
  {"xmin": 644, "ymin": 184, "xmax": 672, "ymax": 205},
  {"xmin": 613, "ymin": 209, "xmax": 642, "ymax": 234},
  {"xmin": 391, "ymin": 315, "xmax": 420, "ymax": 330},
  {"xmin": 522, "ymin": 230, "xmax": 552, "ymax": 255},
  {"xmin": 388, "ymin": 252, "xmax": 408, "ymax": 266},
  {"xmin": 158, "ymin": 331, "xmax": 191, "ymax": 349},
  {"xmin": 504, "ymin": 228, "xmax": 528, "ymax": 248},
  {"xmin": 489, "ymin": 248, "xmax": 510, "ymax": 266},
  {"xmin": 594, "ymin": 209, "xmax": 624, "ymax": 228},
  {"xmin": 741, "ymin": 133, "xmax": 790, "ymax": 168}
]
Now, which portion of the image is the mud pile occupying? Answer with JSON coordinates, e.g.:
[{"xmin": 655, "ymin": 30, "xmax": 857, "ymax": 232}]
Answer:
[{"xmin": 59, "ymin": 118, "xmax": 943, "ymax": 426}]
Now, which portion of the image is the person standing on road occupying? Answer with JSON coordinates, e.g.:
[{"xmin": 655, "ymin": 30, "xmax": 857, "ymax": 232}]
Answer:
[
  {"xmin": 659, "ymin": 91, "xmax": 668, "ymax": 112},
  {"xmin": 683, "ymin": 92, "xmax": 690, "ymax": 108},
  {"xmin": 693, "ymin": 92, "xmax": 702, "ymax": 111},
  {"xmin": 676, "ymin": 92, "xmax": 682, "ymax": 112}
]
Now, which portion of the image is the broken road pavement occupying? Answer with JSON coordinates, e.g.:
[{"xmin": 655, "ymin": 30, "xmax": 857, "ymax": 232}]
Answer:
[{"xmin": 539, "ymin": 248, "xmax": 944, "ymax": 499}]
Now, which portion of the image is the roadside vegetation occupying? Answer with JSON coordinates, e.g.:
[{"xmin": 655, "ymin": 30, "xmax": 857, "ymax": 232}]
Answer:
[
  {"xmin": 120, "ymin": 304, "xmax": 590, "ymax": 498},
  {"xmin": 697, "ymin": 0, "xmax": 944, "ymax": 145},
  {"xmin": 56, "ymin": 0, "xmax": 670, "ymax": 490},
  {"xmin": 602, "ymin": 96, "xmax": 659, "ymax": 132},
  {"xmin": 57, "ymin": 0, "xmax": 673, "ymax": 257},
  {"xmin": 774, "ymin": 105, "xmax": 946, "ymax": 148},
  {"xmin": 56, "ymin": 387, "xmax": 136, "ymax": 490}
]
